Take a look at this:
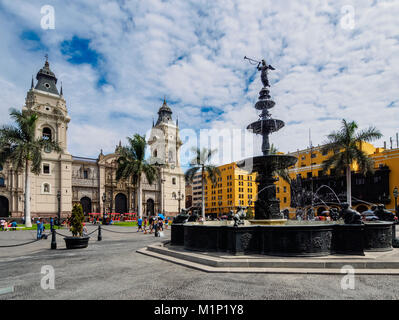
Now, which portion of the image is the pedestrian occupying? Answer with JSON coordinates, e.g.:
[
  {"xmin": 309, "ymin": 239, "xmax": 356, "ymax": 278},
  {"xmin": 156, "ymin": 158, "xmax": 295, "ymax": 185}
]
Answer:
[
  {"xmin": 143, "ymin": 217, "xmax": 148, "ymax": 234},
  {"xmin": 50, "ymin": 217, "xmax": 54, "ymax": 232},
  {"xmin": 82, "ymin": 223, "xmax": 88, "ymax": 237},
  {"xmin": 137, "ymin": 216, "xmax": 143, "ymax": 232},
  {"xmin": 149, "ymin": 215, "xmax": 154, "ymax": 234},
  {"xmin": 154, "ymin": 217, "xmax": 159, "ymax": 237},
  {"xmin": 164, "ymin": 217, "xmax": 168, "ymax": 230},
  {"xmin": 36, "ymin": 219, "xmax": 43, "ymax": 239}
]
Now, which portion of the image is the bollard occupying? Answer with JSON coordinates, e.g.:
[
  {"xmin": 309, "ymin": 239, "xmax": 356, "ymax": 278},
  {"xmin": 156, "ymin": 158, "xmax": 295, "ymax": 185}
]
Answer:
[
  {"xmin": 98, "ymin": 225, "xmax": 102, "ymax": 241},
  {"xmin": 51, "ymin": 229, "xmax": 57, "ymax": 250}
]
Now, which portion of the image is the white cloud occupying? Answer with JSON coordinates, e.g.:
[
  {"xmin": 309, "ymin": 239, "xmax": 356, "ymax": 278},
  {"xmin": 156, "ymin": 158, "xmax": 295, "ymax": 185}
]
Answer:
[{"xmin": 0, "ymin": 0, "xmax": 398, "ymax": 161}]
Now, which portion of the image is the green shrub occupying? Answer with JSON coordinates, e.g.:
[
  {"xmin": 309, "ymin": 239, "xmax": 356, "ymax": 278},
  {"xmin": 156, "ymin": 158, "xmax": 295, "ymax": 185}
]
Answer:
[{"xmin": 69, "ymin": 204, "xmax": 84, "ymax": 237}]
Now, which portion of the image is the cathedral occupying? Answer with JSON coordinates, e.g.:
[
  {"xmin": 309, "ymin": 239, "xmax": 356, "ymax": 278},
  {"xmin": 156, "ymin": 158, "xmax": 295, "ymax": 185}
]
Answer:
[{"xmin": 0, "ymin": 59, "xmax": 185, "ymax": 219}]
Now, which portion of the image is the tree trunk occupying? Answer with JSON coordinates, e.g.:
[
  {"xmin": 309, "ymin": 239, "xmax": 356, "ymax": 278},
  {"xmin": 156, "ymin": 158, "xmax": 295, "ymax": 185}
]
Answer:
[
  {"xmin": 346, "ymin": 165, "xmax": 352, "ymax": 207},
  {"xmin": 24, "ymin": 160, "xmax": 32, "ymax": 227},
  {"xmin": 138, "ymin": 177, "xmax": 143, "ymax": 219},
  {"xmin": 201, "ymin": 165, "xmax": 205, "ymax": 222}
]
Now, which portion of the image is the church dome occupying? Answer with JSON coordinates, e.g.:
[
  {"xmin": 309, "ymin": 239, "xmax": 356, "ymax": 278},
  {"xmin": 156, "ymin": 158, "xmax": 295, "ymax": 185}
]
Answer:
[{"xmin": 34, "ymin": 58, "xmax": 60, "ymax": 95}]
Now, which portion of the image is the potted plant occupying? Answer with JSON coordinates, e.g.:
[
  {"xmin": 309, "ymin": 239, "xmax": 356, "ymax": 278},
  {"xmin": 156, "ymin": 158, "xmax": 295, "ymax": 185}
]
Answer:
[{"xmin": 64, "ymin": 203, "xmax": 90, "ymax": 249}]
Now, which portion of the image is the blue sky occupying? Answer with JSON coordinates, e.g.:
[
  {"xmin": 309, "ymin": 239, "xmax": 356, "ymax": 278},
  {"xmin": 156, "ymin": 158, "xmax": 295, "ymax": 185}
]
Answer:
[{"xmin": 0, "ymin": 0, "xmax": 398, "ymax": 166}]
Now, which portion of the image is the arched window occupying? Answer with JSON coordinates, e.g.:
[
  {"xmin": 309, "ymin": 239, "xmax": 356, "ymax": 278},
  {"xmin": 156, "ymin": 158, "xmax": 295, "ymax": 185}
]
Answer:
[
  {"xmin": 172, "ymin": 177, "xmax": 177, "ymax": 185},
  {"xmin": 42, "ymin": 127, "xmax": 52, "ymax": 140},
  {"xmin": 0, "ymin": 177, "xmax": 5, "ymax": 187},
  {"xmin": 154, "ymin": 149, "xmax": 158, "ymax": 157},
  {"xmin": 43, "ymin": 183, "xmax": 50, "ymax": 193}
]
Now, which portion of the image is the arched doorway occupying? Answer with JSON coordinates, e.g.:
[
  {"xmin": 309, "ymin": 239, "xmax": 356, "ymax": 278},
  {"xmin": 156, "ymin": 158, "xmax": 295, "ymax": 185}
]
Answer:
[
  {"xmin": 115, "ymin": 193, "xmax": 127, "ymax": 214},
  {"xmin": 80, "ymin": 197, "xmax": 92, "ymax": 216},
  {"xmin": 356, "ymin": 205, "xmax": 368, "ymax": 213},
  {"xmin": 0, "ymin": 196, "xmax": 9, "ymax": 217},
  {"xmin": 146, "ymin": 198, "xmax": 155, "ymax": 216}
]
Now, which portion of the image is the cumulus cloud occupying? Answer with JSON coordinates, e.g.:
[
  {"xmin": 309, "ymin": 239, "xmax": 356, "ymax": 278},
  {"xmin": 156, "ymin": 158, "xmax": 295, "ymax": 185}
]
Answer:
[{"xmin": 0, "ymin": 0, "xmax": 398, "ymax": 165}]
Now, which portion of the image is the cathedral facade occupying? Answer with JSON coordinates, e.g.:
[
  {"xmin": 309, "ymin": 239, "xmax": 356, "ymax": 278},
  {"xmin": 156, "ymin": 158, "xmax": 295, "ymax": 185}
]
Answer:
[{"xmin": 0, "ymin": 60, "xmax": 185, "ymax": 219}]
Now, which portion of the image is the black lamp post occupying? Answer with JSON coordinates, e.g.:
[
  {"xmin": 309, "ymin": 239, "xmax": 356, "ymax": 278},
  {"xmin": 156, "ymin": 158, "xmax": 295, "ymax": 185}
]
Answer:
[
  {"xmin": 102, "ymin": 192, "xmax": 107, "ymax": 224},
  {"xmin": 173, "ymin": 191, "xmax": 184, "ymax": 214},
  {"xmin": 57, "ymin": 190, "xmax": 61, "ymax": 227},
  {"xmin": 394, "ymin": 186, "xmax": 398, "ymax": 219}
]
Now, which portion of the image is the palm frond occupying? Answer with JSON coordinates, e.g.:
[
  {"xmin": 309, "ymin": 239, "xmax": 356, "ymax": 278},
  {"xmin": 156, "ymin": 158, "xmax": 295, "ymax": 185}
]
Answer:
[{"xmin": 185, "ymin": 166, "xmax": 200, "ymax": 183}]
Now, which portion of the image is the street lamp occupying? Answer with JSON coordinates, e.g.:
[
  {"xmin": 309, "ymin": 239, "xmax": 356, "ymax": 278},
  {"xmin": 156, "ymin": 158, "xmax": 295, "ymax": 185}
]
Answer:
[
  {"xmin": 393, "ymin": 186, "xmax": 398, "ymax": 219},
  {"xmin": 57, "ymin": 190, "xmax": 61, "ymax": 227},
  {"xmin": 102, "ymin": 192, "xmax": 106, "ymax": 215},
  {"xmin": 173, "ymin": 191, "xmax": 184, "ymax": 214},
  {"xmin": 161, "ymin": 178, "xmax": 166, "ymax": 214}
]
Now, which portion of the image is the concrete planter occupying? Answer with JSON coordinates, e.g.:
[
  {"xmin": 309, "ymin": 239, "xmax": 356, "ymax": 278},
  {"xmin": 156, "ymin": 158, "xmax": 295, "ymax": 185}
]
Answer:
[{"xmin": 64, "ymin": 236, "xmax": 90, "ymax": 249}]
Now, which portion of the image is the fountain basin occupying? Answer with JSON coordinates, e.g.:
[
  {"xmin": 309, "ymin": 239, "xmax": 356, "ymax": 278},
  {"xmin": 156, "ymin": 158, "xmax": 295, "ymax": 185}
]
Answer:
[
  {"xmin": 248, "ymin": 219, "xmax": 287, "ymax": 226},
  {"xmin": 172, "ymin": 221, "xmax": 394, "ymax": 257}
]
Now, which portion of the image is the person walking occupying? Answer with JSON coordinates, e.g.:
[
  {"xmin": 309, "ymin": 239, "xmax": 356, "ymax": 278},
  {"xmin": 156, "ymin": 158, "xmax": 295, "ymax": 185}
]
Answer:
[
  {"xmin": 50, "ymin": 217, "xmax": 54, "ymax": 232},
  {"xmin": 143, "ymin": 217, "xmax": 148, "ymax": 233},
  {"xmin": 149, "ymin": 215, "xmax": 154, "ymax": 234},
  {"xmin": 154, "ymin": 216, "xmax": 159, "ymax": 237},
  {"xmin": 137, "ymin": 217, "xmax": 143, "ymax": 232},
  {"xmin": 36, "ymin": 219, "xmax": 43, "ymax": 239}
]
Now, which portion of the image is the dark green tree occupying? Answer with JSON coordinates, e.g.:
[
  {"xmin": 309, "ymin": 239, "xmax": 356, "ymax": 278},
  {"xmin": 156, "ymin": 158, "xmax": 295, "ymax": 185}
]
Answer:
[
  {"xmin": 116, "ymin": 134, "xmax": 158, "ymax": 218},
  {"xmin": 321, "ymin": 119, "xmax": 382, "ymax": 207},
  {"xmin": 185, "ymin": 147, "xmax": 221, "ymax": 221},
  {"xmin": 69, "ymin": 203, "xmax": 85, "ymax": 237}
]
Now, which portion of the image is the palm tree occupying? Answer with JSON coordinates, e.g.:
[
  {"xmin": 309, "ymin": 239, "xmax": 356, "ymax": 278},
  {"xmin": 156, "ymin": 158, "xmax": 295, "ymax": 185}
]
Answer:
[
  {"xmin": 0, "ymin": 109, "xmax": 61, "ymax": 227},
  {"xmin": 185, "ymin": 147, "xmax": 221, "ymax": 221},
  {"xmin": 321, "ymin": 119, "xmax": 382, "ymax": 207},
  {"xmin": 116, "ymin": 134, "xmax": 158, "ymax": 219},
  {"xmin": 269, "ymin": 143, "xmax": 291, "ymax": 184}
]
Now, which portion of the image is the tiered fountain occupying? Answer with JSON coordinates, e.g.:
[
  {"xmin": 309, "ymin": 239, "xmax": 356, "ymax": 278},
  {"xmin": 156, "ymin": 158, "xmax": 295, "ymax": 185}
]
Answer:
[
  {"xmin": 237, "ymin": 58, "xmax": 297, "ymax": 224},
  {"xmin": 170, "ymin": 58, "xmax": 394, "ymax": 257}
]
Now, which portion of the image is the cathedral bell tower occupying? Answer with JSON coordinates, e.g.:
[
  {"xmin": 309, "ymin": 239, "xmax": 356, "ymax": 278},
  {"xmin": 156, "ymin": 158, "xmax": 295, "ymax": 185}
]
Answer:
[
  {"xmin": 148, "ymin": 99, "xmax": 185, "ymax": 214},
  {"xmin": 22, "ymin": 58, "xmax": 72, "ymax": 217}
]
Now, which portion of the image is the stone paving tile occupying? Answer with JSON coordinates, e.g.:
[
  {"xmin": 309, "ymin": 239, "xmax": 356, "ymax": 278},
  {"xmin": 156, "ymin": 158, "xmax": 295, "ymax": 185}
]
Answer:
[{"xmin": 1, "ymin": 226, "xmax": 399, "ymax": 300}]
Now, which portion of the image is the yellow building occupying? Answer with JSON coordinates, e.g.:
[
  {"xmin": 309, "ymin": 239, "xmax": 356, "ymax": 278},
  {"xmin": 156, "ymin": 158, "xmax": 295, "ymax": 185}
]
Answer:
[
  {"xmin": 276, "ymin": 142, "xmax": 399, "ymax": 217},
  {"xmin": 204, "ymin": 162, "xmax": 257, "ymax": 217}
]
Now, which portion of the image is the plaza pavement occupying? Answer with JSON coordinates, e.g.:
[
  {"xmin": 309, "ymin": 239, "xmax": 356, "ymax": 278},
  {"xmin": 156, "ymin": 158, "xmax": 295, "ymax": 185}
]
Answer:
[{"xmin": 1, "ymin": 224, "xmax": 399, "ymax": 300}]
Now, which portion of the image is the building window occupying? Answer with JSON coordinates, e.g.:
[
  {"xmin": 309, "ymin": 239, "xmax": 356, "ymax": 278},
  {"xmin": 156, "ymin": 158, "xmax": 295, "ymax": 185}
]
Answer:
[
  {"xmin": 43, "ymin": 183, "xmax": 51, "ymax": 193},
  {"xmin": 43, "ymin": 164, "xmax": 50, "ymax": 174},
  {"xmin": 0, "ymin": 177, "xmax": 4, "ymax": 187},
  {"xmin": 83, "ymin": 170, "xmax": 88, "ymax": 179},
  {"xmin": 283, "ymin": 186, "xmax": 287, "ymax": 193},
  {"xmin": 42, "ymin": 127, "xmax": 52, "ymax": 140},
  {"xmin": 284, "ymin": 197, "xmax": 287, "ymax": 203},
  {"xmin": 311, "ymin": 153, "xmax": 316, "ymax": 158},
  {"xmin": 172, "ymin": 177, "xmax": 176, "ymax": 185},
  {"xmin": 0, "ymin": 164, "xmax": 2, "ymax": 171},
  {"xmin": 154, "ymin": 149, "xmax": 158, "ymax": 157}
]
